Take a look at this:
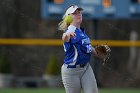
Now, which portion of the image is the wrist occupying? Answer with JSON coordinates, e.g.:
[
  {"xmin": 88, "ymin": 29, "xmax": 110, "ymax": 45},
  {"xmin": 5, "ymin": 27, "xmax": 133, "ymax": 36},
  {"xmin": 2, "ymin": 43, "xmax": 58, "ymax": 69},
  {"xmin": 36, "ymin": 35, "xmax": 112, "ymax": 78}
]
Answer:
[{"xmin": 92, "ymin": 47, "xmax": 97, "ymax": 56}]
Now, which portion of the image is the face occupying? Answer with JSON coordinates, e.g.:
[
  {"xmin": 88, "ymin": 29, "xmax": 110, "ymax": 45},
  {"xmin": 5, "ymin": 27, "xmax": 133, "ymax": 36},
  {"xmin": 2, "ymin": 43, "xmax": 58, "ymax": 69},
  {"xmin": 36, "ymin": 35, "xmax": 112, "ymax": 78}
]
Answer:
[{"xmin": 71, "ymin": 9, "xmax": 82, "ymax": 24}]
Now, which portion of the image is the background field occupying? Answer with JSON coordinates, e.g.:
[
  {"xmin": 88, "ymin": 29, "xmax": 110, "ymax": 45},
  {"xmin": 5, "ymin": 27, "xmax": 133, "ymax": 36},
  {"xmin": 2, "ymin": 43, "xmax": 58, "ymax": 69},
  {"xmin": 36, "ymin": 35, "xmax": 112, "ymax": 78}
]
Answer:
[
  {"xmin": 0, "ymin": 0, "xmax": 140, "ymax": 91},
  {"xmin": 0, "ymin": 88, "xmax": 140, "ymax": 93}
]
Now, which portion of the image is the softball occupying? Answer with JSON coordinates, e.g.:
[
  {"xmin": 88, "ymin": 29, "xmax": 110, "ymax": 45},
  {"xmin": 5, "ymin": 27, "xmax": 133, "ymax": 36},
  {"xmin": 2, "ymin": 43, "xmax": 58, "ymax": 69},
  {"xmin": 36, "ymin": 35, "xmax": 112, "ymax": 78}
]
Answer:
[{"xmin": 64, "ymin": 15, "xmax": 73, "ymax": 24}]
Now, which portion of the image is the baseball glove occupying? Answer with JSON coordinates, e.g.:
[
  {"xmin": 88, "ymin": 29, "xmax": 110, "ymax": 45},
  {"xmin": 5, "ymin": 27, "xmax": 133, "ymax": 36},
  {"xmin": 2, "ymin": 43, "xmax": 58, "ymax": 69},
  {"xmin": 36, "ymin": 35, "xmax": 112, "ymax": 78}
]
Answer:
[{"xmin": 94, "ymin": 45, "xmax": 111, "ymax": 64}]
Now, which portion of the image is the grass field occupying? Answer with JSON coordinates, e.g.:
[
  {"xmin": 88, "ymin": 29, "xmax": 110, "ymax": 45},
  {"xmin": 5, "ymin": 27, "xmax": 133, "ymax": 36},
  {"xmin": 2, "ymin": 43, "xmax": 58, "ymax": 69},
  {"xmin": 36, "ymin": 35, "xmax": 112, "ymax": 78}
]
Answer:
[{"xmin": 0, "ymin": 88, "xmax": 140, "ymax": 93}]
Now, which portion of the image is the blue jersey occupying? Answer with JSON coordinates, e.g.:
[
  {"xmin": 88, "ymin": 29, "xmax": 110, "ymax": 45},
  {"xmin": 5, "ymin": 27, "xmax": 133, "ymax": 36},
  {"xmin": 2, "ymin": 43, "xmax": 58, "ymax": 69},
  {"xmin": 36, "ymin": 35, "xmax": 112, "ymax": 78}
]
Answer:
[{"xmin": 63, "ymin": 25, "xmax": 93, "ymax": 65}]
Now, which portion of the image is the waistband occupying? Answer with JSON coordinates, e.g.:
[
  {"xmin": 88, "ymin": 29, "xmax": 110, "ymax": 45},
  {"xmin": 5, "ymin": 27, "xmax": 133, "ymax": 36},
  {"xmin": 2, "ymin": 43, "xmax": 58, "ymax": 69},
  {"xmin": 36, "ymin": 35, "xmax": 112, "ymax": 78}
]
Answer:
[{"xmin": 64, "ymin": 63, "xmax": 88, "ymax": 68}]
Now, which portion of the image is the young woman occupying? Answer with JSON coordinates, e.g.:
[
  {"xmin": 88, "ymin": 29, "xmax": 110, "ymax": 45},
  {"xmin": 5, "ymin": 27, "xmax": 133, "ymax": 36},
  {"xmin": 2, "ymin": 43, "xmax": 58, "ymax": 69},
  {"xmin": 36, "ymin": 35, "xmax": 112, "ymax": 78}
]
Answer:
[{"xmin": 58, "ymin": 5, "xmax": 99, "ymax": 93}]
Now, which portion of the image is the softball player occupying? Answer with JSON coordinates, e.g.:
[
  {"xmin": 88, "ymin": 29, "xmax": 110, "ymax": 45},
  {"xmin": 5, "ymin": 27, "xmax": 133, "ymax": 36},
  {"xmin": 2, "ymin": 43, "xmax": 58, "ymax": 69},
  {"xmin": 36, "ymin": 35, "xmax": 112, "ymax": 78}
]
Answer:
[{"xmin": 58, "ymin": 5, "xmax": 98, "ymax": 93}]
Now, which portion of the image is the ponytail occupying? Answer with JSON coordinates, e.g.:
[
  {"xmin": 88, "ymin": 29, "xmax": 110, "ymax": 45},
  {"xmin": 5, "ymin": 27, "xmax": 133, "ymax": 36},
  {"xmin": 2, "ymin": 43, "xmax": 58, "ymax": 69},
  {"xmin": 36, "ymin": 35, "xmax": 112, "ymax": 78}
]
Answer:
[{"xmin": 58, "ymin": 20, "xmax": 69, "ymax": 31}]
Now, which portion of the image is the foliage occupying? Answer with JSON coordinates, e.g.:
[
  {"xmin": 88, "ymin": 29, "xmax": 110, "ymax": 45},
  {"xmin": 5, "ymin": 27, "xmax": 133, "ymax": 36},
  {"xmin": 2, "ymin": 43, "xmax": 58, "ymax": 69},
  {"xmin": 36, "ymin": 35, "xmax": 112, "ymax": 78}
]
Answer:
[
  {"xmin": 45, "ymin": 54, "xmax": 60, "ymax": 76},
  {"xmin": 0, "ymin": 56, "xmax": 11, "ymax": 73}
]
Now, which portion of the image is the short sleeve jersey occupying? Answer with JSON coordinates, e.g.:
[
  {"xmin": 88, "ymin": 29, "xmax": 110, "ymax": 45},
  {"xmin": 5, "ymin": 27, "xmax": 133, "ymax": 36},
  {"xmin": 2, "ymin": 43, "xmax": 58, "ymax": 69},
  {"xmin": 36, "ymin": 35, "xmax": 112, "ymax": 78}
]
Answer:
[{"xmin": 63, "ymin": 25, "xmax": 93, "ymax": 65}]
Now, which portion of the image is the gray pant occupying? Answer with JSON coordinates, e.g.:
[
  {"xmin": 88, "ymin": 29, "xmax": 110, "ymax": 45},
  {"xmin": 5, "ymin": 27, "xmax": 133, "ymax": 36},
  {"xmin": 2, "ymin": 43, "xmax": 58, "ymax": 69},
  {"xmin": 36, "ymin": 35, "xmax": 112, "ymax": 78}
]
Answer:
[{"xmin": 61, "ymin": 63, "xmax": 98, "ymax": 93}]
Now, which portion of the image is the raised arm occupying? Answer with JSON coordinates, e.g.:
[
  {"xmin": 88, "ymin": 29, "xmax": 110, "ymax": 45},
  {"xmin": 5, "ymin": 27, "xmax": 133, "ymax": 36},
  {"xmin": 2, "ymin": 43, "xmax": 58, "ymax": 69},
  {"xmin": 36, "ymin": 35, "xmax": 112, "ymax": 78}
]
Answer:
[{"xmin": 62, "ymin": 31, "xmax": 76, "ymax": 42}]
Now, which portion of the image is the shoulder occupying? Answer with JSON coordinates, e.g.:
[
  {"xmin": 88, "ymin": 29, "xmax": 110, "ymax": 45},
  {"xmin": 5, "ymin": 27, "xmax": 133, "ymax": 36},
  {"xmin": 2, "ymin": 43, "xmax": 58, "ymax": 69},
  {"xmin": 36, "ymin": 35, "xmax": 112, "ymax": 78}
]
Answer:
[{"xmin": 66, "ymin": 25, "xmax": 77, "ymax": 33}]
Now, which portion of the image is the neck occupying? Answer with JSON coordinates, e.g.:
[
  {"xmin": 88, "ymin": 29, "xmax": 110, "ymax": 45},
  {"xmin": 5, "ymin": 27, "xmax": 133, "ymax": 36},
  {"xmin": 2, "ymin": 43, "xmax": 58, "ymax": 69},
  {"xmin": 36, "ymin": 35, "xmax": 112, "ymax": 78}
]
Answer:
[{"xmin": 71, "ymin": 22, "xmax": 80, "ymax": 29}]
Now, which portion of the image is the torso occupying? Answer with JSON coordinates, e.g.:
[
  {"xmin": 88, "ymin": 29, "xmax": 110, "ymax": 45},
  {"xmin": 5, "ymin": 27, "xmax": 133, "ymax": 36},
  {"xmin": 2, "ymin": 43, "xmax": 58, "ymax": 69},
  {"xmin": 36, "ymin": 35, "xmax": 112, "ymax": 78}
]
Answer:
[{"xmin": 63, "ymin": 25, "xmax": 93, "ymax": 65}]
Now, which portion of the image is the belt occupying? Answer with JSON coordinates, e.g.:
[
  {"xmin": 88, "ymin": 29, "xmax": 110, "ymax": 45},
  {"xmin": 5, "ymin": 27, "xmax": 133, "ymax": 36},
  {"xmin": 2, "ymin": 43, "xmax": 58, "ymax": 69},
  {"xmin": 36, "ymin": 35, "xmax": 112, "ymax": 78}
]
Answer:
[{"xmin": 65, "ymin": 63, "xmax": 87, "ymax": 68}]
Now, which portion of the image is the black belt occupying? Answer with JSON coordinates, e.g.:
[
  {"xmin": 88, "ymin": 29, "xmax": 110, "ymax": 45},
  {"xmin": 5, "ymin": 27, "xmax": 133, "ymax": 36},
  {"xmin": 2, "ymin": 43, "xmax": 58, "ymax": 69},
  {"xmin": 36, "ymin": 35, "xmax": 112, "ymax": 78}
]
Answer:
[{"xmin": 65, "ymin": 64, "xmax": 87, "ymax": 68}]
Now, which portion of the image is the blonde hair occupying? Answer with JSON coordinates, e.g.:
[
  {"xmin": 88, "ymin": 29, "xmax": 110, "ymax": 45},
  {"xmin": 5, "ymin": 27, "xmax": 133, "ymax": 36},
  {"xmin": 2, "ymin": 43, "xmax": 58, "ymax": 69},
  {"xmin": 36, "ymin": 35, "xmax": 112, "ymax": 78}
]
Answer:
[
  {"xmin": 58, "ymin": 5, "xmax": 76, "ymax": 31},
  {"xmin": 58, "ymin": 20, "xmax": 69, "ymax": 31}
]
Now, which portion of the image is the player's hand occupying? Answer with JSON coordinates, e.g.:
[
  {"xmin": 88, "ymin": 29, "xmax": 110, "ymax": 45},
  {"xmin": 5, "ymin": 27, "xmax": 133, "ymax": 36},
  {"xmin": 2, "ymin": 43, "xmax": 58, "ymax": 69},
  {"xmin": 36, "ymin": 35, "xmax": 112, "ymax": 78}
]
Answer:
[
  {"xmin": 94, "ymin": 44, "xmax": 111, "ymax": 64},
  {"xmin": 62, "ymin": 31, "xmax": 76, "ymax": 42},
  {"xmin": 67, "ymin": 31, "xmax": 76, "ymax": 38}
]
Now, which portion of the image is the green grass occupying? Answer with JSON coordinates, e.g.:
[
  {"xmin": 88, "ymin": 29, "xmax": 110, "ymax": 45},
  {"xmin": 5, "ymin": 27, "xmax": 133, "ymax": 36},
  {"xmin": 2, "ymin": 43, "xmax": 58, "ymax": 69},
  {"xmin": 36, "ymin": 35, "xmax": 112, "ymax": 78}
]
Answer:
[
  {"xmin": 99, "ymin": 88, "xmax": 140, "ymax": 93},
  {"xmin": 0, "ymin": 88, "xmax": 64, "ymax": 93},
  {"xmin": 0, "ymin": 88, "xmax": 140, "ymax": 93}
]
